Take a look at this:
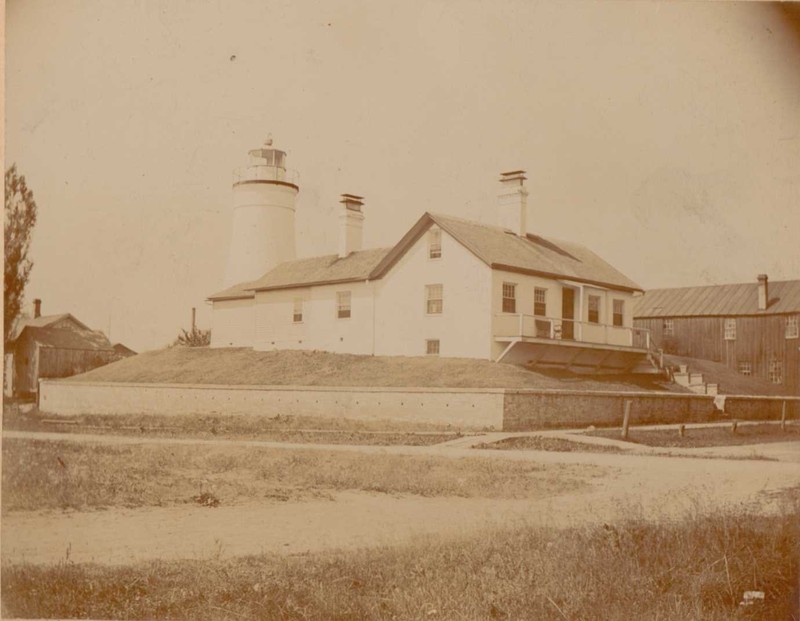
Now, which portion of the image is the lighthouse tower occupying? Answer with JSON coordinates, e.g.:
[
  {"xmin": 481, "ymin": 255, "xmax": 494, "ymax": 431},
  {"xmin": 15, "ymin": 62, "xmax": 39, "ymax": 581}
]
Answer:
[{"xmin": 223, "ymin": 138, "xmax": 299, "ymax": 287}]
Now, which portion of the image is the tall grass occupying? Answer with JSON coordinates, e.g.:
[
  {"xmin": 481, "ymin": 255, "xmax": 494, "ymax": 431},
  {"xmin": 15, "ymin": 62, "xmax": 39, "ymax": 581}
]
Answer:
[
  {"xmin": 3, "ymin": 503, "xmax": 797, "ymax": 620},
  {"xmin": 2, "ymin": 439, "xmax": 595, "ymax": 512}
]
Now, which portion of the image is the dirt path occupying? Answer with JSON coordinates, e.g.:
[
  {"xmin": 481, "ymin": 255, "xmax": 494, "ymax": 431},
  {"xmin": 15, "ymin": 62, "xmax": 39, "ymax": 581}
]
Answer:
[{"xmin": 3, "ymin": 430, "xmax": 799, "ymax": 566}]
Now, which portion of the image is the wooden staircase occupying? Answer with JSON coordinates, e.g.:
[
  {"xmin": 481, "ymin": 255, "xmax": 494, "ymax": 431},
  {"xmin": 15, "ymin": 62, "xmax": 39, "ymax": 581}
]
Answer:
[{"xmin": 671, "ymin": 364, "xmax": 719, "ymax": 395}]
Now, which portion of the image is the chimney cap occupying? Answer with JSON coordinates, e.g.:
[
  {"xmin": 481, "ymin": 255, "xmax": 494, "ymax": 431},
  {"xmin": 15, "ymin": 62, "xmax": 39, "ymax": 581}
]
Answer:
[{"xmin": 340, "ymin": 194, "xmax": 364, "ymax": 212}]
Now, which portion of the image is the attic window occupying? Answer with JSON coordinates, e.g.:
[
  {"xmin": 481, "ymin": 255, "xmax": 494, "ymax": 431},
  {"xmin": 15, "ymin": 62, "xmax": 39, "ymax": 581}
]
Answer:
[{"xmin": 428, "ymin": 228, "xmax": 442, "ymax": 259}]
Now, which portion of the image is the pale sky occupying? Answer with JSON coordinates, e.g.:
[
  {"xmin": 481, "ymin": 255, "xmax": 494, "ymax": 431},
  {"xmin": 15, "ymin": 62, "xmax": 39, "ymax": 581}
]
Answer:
[{"xmin": 6, "ymin": 0, "xmax": 800, "ymax": 352}]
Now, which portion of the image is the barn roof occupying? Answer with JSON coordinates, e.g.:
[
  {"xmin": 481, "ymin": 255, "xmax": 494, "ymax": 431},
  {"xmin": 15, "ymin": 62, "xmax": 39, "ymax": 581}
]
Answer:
[
  {"xmin": 634, "ymin": 279, "xmax": 800, "ymax": 318},
  {"xmin": 370, "ymin": 213, "xmax": 643, "ymax": 292},
  {"xmin": 244, "ymin": 247, "xmax": 393, "ymax": 292},
  {"xmin": 20, "ymin": 326, "xmax": 114, "ymax": 351}
]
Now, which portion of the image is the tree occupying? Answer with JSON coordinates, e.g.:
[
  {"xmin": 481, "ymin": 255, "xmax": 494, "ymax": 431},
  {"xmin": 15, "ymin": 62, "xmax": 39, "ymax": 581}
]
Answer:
[
  {"xmin": 4, "ymin": 165, "xmax": 38, "ymax": 343},
  {"xmin": 175, "ymin": 326, "xmax": 211, "ymax": 347}
]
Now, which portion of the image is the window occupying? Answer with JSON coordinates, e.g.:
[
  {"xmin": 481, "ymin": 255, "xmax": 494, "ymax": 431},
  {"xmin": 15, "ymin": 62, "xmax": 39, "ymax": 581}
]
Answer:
[
  {"xmin": 502, "ymin": 283, "xmax": 516, "ymax": 313},
  {"xmin": 426, "ymin": 284, "xmax": 443, "ymax": 314},
  {"xmin": 336, "ymin": 291, "xmax": 351, "ymax": 319},
  {"xmin": 724, "ymin": 318, "xmax": 736, "ymax": 341},
  {"xmin": 426, "ymin": 339, "xmax": 440, "ymax": 355},
  {"xmin": 292, "ymin": 298, "xmax": 303, "ymax": 323},
  {"xmin": 613, "ymin": 300, "xmax": 624, "ymax": 327},
  {"xmin": 737, "ymin": 361, "xmax": 752, "ymax": 376},
  {"xmin": 428, "ymin": 228, "xmax": 442, "ymax": 259},
  {"xmin": 768, "ymin": 359, "xmax": 783, "ymax": 384},
  {"xmin": 588, "ymin": 295, "xmax": 601, "ymax": 324},
  {"xmin": 786, "ymin": 316, "xmax": 799, "ymax": 339},
  {"xmin": 663, "ymin": 319, "xmax": 674, "ymax": 336},
  {"xmin": 534, "ymin": 288, "xmax": 547, "ymax": 316}
]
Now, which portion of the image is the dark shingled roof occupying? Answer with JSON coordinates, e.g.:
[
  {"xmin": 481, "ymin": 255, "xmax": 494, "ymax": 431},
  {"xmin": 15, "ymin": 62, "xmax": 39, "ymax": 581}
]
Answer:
[
  {"xmin": 634, "ymin": 280, "xmax": 800, "ymax": 318},
  {"xmin": 8, "ymin": 313, "xmax": 89, "ymax": 341},
  {"xmin": 371, "ymin": 213, "xmax": 643, "ymax": 292},
  {"xmin": 245, "ymin": 247, "xmax": 393, "ymax": 292},
  {"xmin": 210, "ymin": 211, "xmax": 642, "ymax": 298},
  {"xmin": 22, "ymin": 326, "xmax": 114, "ymax": 351}
]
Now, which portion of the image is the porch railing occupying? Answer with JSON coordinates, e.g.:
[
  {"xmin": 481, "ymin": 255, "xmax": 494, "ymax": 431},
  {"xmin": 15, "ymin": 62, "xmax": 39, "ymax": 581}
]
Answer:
[{"xmin": 494, "ymin": 314, "xmax": 650, "ymax": 350}]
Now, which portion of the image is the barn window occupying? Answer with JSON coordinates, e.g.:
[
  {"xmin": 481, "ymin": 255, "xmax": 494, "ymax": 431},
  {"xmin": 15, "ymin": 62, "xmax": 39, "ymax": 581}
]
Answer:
[
  {"xmin": 428, "ymin": 228, "xmax": 442, "ymax": 259},
  {"xmin": 426, "ymin": 339, "xmax": 440, "ymax": 355},
  {"xmin": 336, "ymin": 291, "xmax": 351, "ymax": 319},
  {"xmin": 534, "ymin": 288, "xmax": 547, "ymax": 316},
  {"xmin": 612, "ymin": 300, "xmax": 624, "ymax": 327},
  {"xmin": 663, "ymin": 319, "xmax": 674, "ymax": 336},
  {"xmin": 768, "ymin": 359, "xmax": 783, "ymax": 384},
  {"xmin": 724, "ymin": 318, "xmax": 736, "ymax": 341},
  {"xmin": 786, "ymin": 316, "xmax": 799, "ymax": 339},
  {"xmin": 293, "ymin": 298, "xmax": 303, "ymax": 323},
  {"xmin": 426, "ymin": 284, "xmax": 443, "ymax": 315},
  {"xmin": 502, "ymin": 283, "xmax": 516, "ymax": 313},
  {"xmin": 588, "ymin": 295, "xmax": 601, "ymax": 324},
  {"xmin": 737, "ymin": 361, "xmax": 752, "ymax": 376}
]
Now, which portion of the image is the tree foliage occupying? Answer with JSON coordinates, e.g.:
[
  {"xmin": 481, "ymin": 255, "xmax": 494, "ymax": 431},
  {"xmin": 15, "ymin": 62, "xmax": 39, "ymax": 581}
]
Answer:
[
  {"xmin": 4, "ymin": 165, "xmax": 38, "ymax": 343},
  {"xmin": 175, "ymin": 326, "xmax": 211, "ymax": 347}
]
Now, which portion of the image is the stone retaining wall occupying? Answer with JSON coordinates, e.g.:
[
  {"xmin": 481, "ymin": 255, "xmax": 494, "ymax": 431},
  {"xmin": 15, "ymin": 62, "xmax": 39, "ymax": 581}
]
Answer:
[{"xmin": 38, "ymin": 380, "xmax": 505, "ymax": 430}]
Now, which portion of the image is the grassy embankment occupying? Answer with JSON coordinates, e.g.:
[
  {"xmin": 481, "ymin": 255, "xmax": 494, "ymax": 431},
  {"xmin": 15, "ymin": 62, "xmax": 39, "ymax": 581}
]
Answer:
[
  {"xmin": 2, "ymin": 439, "xmax": 598, "ymax": 512},
  {"xmin": 590, "ymin": 422, "xmax": 800, "ymax": 449},
  {"xmin": 3, "ymin": 499, "xmax": 797, "ymax": 620},
  {"xmin": 69, "ymin": 346, "xmax": 683, "ymax": 392}
]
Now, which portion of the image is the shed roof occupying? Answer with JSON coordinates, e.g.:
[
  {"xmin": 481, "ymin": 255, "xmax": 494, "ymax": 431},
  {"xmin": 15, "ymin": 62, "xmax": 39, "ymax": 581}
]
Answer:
[
  {"xmin": 634, "ymin": 279, "xmax": 800, "ymax": 318},
  {"xmin": 8, "ymin": 313, "xmax": 89, "ymax": 341},
  {"xmin": 21, "ymin": 326, "xmax": 115, "ymax": 351}
]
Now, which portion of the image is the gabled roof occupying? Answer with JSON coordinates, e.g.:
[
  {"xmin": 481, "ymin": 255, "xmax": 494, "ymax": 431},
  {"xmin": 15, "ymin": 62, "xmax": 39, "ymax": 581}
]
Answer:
[
  {"xmin": 245, "ymin": 247, "xmax": 393, "ymax": 293},
  {"xmin": 634, "ymin": 280, "xmax": 800, "ymax": 318},
  {"xmin": 20, "ymin": 326, "xmax": 114, "ymax": 351},
  {"xmin": 113, "ymin": 342, "xmax": 137, "ymax": 356},
  {"xmin": 370, "ymin": 213, "xmax": 643, "ymax": 292},
  {"xmin": 8, "ymin": 313, "xmax": 90, "ymax": 341}
]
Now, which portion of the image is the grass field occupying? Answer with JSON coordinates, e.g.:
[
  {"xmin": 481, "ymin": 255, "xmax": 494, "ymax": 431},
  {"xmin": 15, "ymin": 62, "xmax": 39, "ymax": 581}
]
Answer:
[
  {"xmin": 2, "ymin": 439, "xmax": 597, "ymax": 512},
  {"xmin": 3, "ymin": 409, "xmax": 466, "ymax": 445},
  {"xmin": 590, "ymin": 423, "xmax": 800, "ymax": 448},
  {"xmin": 475, "ymin": 435, "xmax": 627, "ymax": 453},
  {"xmin": 68, "ymin": 346, "xmax": 683, "ymax": 392},
  {"xmin": 3, "ymin": 500, "xmax": 797, "ymax": 620}
]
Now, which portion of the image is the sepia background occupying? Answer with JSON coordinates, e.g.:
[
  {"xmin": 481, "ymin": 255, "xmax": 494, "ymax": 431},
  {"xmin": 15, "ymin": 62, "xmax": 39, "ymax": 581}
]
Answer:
[{"xmin": 5, "ymin": 0, "xmax": 800, "ymax": 352}]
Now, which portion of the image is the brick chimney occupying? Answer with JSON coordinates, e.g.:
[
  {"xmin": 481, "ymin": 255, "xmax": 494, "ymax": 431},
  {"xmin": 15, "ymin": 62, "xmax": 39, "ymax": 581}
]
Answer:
[
  {"xmin": 757, "ymin": 274, "xmax": 769, "ymax": 311},
  {"xmin": 338, "ymin": 194, "xmax": 365, "ymax": 258},
  {"xmin": 498, "ymin": 171, "xmax": 529, "ymax": 237},
  {"xmin": 33, "ymin": 298, "xmax": 42, "ymax": 319}
]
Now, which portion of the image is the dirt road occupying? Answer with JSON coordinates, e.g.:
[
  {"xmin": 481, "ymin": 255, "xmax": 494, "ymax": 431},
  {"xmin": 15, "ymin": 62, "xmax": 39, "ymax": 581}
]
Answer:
[{"xmin": 3, "ymin": 430, "xmax": 799, "ymax": 566}]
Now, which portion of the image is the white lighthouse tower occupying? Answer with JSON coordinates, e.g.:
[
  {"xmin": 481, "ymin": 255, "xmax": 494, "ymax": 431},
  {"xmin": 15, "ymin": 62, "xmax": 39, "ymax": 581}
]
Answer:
[{"xmin": 223, "ymin": 138, "xmax": 299, "ymax": 287}]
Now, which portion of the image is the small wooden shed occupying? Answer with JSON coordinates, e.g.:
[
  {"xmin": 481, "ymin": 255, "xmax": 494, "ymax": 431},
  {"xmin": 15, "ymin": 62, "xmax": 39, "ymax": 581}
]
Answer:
[{"xmin": 6, "ymin": 312, "xmax": 118, "ymax": 396}]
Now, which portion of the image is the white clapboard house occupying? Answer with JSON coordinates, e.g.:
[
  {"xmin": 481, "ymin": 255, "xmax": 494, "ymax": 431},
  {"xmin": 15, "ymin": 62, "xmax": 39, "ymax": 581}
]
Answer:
[{"xmin": 208, "ymin": 140, "xmax": 651, "ymax": 373}]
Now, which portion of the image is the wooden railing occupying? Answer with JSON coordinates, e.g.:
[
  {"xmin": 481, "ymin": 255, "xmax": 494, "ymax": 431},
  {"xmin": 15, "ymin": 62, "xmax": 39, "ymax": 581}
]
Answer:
[{"xmin": 494, "ymin": 314, "xmax": 651, "ymax": 350}]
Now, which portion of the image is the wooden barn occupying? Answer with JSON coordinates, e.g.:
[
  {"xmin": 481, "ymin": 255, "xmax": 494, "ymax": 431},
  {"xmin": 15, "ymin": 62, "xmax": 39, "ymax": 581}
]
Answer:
[
  {"xmin": 634, "ymin": 276, "xmax": 800, "ymax": 395},
  {"xmin": 5, "ymin": 301, "xmax": 121, "ymax": 397}
]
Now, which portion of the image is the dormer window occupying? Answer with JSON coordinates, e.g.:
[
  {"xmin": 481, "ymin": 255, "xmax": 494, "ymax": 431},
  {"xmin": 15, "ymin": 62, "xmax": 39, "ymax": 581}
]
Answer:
[{"xmin": 428, "ymin": 228, "xmax": 442, "ymax": 259}]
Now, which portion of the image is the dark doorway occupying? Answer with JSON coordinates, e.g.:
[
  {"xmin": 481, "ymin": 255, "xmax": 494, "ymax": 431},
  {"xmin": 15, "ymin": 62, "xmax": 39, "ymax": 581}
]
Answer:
[{"xmin": 562, "ymin": 288, "xmax": 575, "ymax": 340}]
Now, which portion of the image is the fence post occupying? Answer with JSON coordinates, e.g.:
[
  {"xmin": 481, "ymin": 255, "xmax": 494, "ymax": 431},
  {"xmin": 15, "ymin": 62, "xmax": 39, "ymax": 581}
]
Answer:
[
  {"xmin": 731, "ymin": 421, "xmax": 738, "ymax": 434},
  {"xmin": 781, "ymin": 401, "xmax": 787, "ymax": 432},
  {"xmin": 678, "ymin": 424, "xmax": 685, "ymax": 438},
  {"xmin": 622, "ymin": 400, "xmax": 632, "ymax": 439}
]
